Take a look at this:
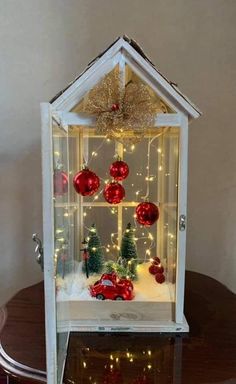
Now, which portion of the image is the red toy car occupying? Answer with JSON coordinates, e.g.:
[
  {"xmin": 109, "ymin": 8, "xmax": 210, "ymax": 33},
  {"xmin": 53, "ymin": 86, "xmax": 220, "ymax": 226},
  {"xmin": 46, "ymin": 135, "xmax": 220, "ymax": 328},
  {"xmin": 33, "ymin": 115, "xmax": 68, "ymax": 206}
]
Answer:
[{"xmin": 89, "ymin": 272, "xmax": 134, "ymax": 301}]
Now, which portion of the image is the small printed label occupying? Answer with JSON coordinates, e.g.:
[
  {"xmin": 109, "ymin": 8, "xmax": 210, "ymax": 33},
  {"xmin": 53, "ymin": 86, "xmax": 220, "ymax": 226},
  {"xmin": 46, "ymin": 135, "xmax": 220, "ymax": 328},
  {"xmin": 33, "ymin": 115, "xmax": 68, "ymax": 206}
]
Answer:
[{"xmin": 97, "ymin": 326, "xmax": 132, "ymax": 332}]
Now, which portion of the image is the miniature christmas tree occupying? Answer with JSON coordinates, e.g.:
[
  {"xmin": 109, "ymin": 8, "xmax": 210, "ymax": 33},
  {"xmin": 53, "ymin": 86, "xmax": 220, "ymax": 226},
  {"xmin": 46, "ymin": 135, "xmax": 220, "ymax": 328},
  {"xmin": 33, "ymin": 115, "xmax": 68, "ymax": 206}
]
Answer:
[
  {"xmin": 119, "ymin": 223, "xmax": 138, "ymax": 280},
  {"xmin": 83, "ymin": 224, "xmax": 104, "ymax": 274},
  {"xmin": 104, "ymin": 260, "xmax": 129, "ymax": 278}
]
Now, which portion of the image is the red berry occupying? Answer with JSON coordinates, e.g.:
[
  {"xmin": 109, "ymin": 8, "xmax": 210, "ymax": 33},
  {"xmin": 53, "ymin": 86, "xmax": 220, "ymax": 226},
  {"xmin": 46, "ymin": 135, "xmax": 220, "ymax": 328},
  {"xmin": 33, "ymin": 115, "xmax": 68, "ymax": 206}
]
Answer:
[
  {"xmin": 149, "ymin": 264, "xmax": 164, "ymax": 275},
  {"xmin": 155, "ymin": 273, "xmax": 165, "ymax": 284},
  {"xmin": 152, "ymin": 256, "xmax": 160, "ymax": 265},
  {"xmin": 111, "ymin": 103, "xmax": 119, "ymax": 111},
  {"xmin": 149, "ymin": 264, "xmax": 158, "ymax": 275}
]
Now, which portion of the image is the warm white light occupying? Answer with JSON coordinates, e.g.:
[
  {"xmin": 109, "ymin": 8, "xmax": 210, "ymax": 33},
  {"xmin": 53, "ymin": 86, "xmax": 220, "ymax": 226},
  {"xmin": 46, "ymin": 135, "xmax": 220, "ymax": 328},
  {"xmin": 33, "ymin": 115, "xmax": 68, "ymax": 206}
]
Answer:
[
  {"xmin": 148, "ymin": 233, "xmax": 154, "ymax": 240},
  {"xmin": 158, "ymin": 165, "xmax": 163, "ymax": 171},
  {"xmin": 83, "ymin": 212, "xmax": 87, "ymax": 217}
]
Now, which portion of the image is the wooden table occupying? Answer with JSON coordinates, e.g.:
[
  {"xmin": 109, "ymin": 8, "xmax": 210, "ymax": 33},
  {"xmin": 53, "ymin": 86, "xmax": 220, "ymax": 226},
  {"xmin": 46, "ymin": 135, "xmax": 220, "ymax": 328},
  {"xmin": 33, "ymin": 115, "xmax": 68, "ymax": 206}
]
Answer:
[{"xmin": 0, "ymin": 271, "xmax": 236, "ymax": 383}]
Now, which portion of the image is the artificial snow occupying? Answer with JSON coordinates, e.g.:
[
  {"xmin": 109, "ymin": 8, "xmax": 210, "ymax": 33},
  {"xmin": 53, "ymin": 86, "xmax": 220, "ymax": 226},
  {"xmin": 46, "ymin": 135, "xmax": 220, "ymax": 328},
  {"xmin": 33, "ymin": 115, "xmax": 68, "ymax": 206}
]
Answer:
[{"xmin": 56, "ymin": 261, "xmax": 174, "ymax": 302}]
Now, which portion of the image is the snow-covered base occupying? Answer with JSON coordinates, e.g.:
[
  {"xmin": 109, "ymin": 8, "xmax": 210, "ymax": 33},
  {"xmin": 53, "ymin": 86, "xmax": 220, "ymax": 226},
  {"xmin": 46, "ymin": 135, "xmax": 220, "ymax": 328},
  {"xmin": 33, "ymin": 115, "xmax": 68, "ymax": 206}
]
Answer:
[{"xmin": 56, "ymin": 262, "xmax": 174, "ymax": 303}]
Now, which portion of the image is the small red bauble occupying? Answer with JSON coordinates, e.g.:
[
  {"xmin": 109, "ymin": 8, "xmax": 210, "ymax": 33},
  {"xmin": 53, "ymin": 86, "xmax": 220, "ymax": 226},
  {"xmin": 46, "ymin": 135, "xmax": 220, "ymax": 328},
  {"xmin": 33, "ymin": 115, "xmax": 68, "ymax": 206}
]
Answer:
[
  {"xmin": 152, "ymin": 256, "xmax": 161, "ymax": 265},
  {"xmin": 155, "ymin": 273, "xmax": 165, "ymax": 284},
  {"xmin": 111, "ymin": 103, "xmax": 120, "ymax": 111},
  {"xmin": 54, "ymin": 170, "xmax": 68, "ymax": 196},
  {"xmin": 110, "ymin": 160, "xmax": 129, "ymax": 181},
  {"xmin": 136, "ymin": 202, "xmax": 159, "ymax": 226},
  {"xmin": 103, "ymin": 182, "xmax": 125, "ymax": 204},
  {"xmin": 73, "ymin": 168, "xmax": 100, "ymax": 196}
]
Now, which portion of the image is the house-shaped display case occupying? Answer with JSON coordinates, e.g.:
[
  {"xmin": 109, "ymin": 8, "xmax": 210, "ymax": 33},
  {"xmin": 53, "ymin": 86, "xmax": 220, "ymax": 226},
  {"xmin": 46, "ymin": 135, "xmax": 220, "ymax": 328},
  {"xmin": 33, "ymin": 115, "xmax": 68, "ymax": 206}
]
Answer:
[{"xmin": 41, "ymin": 36, "xmax": 201, "ymax": 383}]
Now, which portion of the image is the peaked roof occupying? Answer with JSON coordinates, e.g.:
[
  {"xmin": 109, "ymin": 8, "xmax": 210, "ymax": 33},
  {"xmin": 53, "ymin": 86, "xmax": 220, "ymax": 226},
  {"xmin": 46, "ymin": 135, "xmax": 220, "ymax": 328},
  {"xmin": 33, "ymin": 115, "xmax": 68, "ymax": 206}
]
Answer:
[{"xmin": 50, "ymin": 35, "xmax": 201, "ymax": 118}]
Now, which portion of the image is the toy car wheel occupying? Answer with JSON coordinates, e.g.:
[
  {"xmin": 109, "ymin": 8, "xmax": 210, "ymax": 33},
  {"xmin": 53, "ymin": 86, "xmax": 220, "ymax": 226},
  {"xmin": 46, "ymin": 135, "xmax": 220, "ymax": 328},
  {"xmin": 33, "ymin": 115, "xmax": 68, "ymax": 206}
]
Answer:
[
  {"xmin": 115, "ymin": 296, "xmax": 124, "ymax": 301},
  {"xmin": 96, "ymin": 294, "xmax": 105, "ymax": 300}
]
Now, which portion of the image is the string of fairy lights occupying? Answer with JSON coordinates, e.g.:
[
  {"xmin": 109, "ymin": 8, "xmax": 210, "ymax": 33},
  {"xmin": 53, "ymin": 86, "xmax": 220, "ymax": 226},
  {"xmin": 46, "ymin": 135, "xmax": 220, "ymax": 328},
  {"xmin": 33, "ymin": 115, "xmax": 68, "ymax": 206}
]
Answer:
[{"xmin": 53, "ymin": 128, "xmax": 178, "ymax": 270}]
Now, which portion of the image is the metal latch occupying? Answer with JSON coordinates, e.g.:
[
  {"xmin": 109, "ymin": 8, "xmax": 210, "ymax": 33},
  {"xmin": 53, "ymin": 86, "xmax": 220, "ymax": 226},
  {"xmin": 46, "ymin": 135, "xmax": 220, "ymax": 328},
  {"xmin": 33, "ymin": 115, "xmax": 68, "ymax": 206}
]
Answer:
[
  {"xmin": 32, "ymin": 233, "xmax": 44, "ymax": 271},
  {"xmin": 179, "ymin": 215, "xmax": 186, "ymax": 231}
]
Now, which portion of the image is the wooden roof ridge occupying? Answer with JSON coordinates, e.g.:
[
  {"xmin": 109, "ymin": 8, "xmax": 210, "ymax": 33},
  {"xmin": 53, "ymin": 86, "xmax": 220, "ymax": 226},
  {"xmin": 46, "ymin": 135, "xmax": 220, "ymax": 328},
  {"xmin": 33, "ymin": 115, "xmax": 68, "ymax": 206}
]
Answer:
[{"xmin": 49, "ymin": 35, "xmax": 201, "ymax": 117}]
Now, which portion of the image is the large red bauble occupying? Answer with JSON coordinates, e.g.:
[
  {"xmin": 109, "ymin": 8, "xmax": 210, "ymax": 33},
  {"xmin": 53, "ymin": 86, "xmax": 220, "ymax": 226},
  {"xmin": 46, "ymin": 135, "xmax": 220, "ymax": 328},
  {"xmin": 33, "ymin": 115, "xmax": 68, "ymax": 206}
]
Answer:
[
  {"xmin": 136, "ymin": 202, "xmax": 159, "ymax": 226},
  {"xmin": 155, "ymin": 273, "xmax": 165, "ymax": 284},
  {"xmin": 110, "ymin": 160, "xmax": 129, "ymax": 181},
  {"xmin": 73, "ymin": 168, "xmax": 100, "ymax": 196},
  {"xmin": 54, "ymin": 170, "xmax": 68, "ymax": 196},
  {"xmin": 103, "ymin": 182, "xmax": 125, "ymax": 204}
]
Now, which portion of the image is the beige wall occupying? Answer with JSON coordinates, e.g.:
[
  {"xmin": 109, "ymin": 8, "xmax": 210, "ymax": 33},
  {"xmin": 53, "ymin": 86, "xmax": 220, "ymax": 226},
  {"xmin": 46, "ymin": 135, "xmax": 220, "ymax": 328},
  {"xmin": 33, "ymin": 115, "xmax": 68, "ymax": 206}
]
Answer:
[{"xmin": 1, "ymin": 0, "xmax": 236, "ymax": 306}]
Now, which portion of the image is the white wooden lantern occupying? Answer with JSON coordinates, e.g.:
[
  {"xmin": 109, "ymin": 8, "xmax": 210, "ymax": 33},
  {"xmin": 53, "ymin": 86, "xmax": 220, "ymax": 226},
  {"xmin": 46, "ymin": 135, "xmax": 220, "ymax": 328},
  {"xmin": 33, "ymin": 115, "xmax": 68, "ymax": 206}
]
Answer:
[{"xmin": 41, "ymin": 36, "xmax": 201, "ymax": 384}]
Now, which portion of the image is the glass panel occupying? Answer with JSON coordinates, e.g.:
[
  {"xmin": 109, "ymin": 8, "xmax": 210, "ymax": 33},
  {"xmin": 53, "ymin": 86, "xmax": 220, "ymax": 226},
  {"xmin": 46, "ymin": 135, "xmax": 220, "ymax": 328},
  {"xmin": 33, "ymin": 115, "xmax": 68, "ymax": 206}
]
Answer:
[
  {"xmin": 52, "ymin": 121, "xmax": 72, "ymax": 383},
  {"xmin": 63, "ymin": 333, "xmax": 179, "ymax": 384},
  {"xmin": 54, "ymin": 125, "xmax": 179, "ymax": 327}
]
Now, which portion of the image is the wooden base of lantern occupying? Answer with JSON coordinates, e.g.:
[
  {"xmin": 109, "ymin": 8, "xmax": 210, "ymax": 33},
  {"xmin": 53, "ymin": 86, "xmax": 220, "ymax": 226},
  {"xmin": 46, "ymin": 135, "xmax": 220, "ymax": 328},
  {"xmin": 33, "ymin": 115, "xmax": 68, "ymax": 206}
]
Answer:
[{"xmin": 57, "ymin": 300, "xmax": 189, "ymax": 333}]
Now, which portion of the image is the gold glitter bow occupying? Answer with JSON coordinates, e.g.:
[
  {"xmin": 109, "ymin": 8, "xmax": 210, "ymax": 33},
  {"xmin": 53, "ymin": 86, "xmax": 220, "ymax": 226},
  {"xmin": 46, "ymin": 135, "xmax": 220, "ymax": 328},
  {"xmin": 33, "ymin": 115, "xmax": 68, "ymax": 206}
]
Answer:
[{"xmin": 81, "ymin": 69, "xmax": 166, "ymax": 144}]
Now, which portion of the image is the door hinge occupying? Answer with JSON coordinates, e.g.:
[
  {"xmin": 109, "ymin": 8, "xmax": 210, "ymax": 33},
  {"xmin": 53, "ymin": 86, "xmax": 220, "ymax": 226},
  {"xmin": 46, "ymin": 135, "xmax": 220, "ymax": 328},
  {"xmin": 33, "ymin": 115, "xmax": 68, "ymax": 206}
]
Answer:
[
  {"xmin": 32, "ymin": 233, "xmax": 44, "ymax": 271},
  {"xmin": 179, "ymin": 215, "xmax": 186, "ymax": 231}
]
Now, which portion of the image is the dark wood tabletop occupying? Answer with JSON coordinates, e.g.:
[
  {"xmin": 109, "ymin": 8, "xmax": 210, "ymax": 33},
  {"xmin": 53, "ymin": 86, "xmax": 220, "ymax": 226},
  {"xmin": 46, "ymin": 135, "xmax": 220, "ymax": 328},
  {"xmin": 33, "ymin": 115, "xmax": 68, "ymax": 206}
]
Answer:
[{"xmin": 0, "ymin": 271, "xmax": 236, "ymax": 383}]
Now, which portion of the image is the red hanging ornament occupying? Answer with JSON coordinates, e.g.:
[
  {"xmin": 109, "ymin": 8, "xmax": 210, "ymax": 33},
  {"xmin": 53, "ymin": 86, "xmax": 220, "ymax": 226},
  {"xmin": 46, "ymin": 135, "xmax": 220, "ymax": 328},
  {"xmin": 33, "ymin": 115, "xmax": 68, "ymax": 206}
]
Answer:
[
  {"xmin": 103, "ymin": 182, "xmax": 125, "ymax": 204},
  {"xmin": 135, "ymin": 202, "xmax": 159, "ymax": 226},
  {"xmin": 155, "ymin": 273, "xmax": 165, "ymax": 284},
  {"xmin": 73, "ymin": 167, "xmax": 100, "ymax": 196},
  {"xmin": 54, "ymin": 170, "xmax": 68, "ymax": 196},
  {"xmin": 110, "ymin": 159, "xmax": 129, "ymax": 181}
]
